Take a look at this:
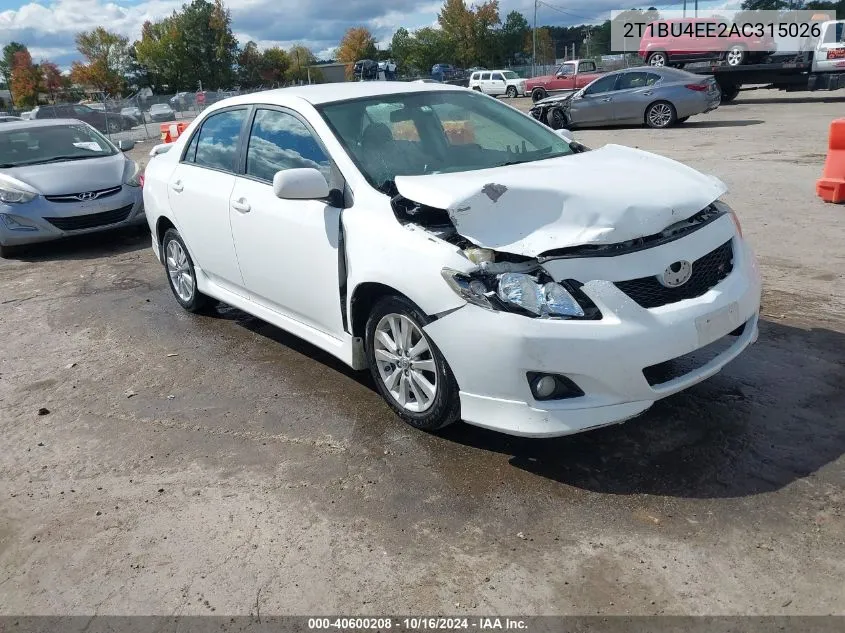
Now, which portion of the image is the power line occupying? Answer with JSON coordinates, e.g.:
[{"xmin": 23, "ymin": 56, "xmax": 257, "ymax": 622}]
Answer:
[{"xmin": 536, "ymin": 0, "xmax": 600, "ymax": 22}]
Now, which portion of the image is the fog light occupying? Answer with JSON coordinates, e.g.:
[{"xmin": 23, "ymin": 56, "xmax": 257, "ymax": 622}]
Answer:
[
  {"xmin": 527, "ymin": 372, "xmax": 585, "ymax": 401},
  {"xmin": 533, "ymin": 375, "xmax": 557, "ymax": 399}
]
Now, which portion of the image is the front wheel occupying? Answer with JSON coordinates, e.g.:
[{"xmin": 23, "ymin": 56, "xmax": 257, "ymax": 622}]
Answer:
[
  {"xmin": 105, "ymin": 119, "xmax": 121, "ymax": 134},
  {"xmin": 365, "ymin": 295, "xmax": 460, "ymax": 432},
  {"xmin": 531, "ymin": 87, "xmax": 547, "ymax": 103},
  {"xmin": 645, "ymin": 101, "xmax": 677, "ymax": 129},
  {"xmin": 506, "ymin": 85, "xmax": 517, "ymax": 98},
  {"xmin": 162, "ymin": 228, "xmax": 211, "ymax": 313},
  {"xmin": 548, "ymin": 106, "xmax": 568, "ymax": 130}
]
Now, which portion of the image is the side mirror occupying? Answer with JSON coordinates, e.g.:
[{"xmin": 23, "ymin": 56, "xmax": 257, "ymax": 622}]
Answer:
[
  {"xmin": 555, "ymin": 128, "xmax": 575, "ymax": 143},
  {"xmin": 117, "ymin": 140, "xmax": 135, "ymax": 152},
  {"xmin": 273, "ymin": 168, "xmax": 330, "ymax": 200}
]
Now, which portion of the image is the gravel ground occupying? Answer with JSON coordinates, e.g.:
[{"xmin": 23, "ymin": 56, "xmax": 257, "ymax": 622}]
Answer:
[{"xmin": 1, "ymin": 90, "xmax": 843, "ymax": 616}]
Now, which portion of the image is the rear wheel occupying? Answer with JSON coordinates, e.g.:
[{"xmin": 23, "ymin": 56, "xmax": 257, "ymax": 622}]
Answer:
[
  {"xmin": 506, "ymin": 85, "xmax": 518, "ymax": 98},
  {"xmin": 0, "ymin": 244, "xmax": 18, "ymax": 259},
  {"xmin": 162, "ymin": 228, "xmax": 211, "ymax": 313},
  {"xmin": 531, "ymin": 87, "xmax": 548, "ymax": 103},
  {"xmin": 645, "ymin": 101, "xmax": 677, "ymax": 129},
  {"xmin": 720, "ymin": 84, "xmax": 740, "ymax": 103},
  {"xmin": 365, "ymin": 295, "xmax": 460, "ymax": 432},
  {"xmin": 726, "ymin": 45, "xmax": 746, "ymax": 67},
  {"xmin": 472, "ymin": 86, "xmax": 481, "ymax": 91},
  {"xmin": 647, "ymin": 51, "xmax": 668, "ymax": 67},
  {"xmin": 105, "ymin": 119, "xmax": 121, "ymax": 134}
]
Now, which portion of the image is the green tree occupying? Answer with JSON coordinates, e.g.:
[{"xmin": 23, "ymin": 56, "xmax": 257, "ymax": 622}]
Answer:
[
  {"xmin": 260, "ymin": 47, "xmax": 290, "ymax": 86},
  {"xmin": 438, "ymin": 0, "xmax": 501, "ymax": 66},
  {"xmin": 500, "ymin": 10, "xmax": 529, "ymax": 63},
  {"xmin": 287, "ymin": 45, "xmax": 317, "ymax": 83},
  {"xmin": 1, "ymin": 42, "xmax": 28, "ymax": 104},
  {"xmin": 135, "ymin": 0, "xmax": 238, "ymax": 91},
  {"xmin": 237, "ymin": 40, "xmax": 263, "ymax": 87},
  {"xmin": 390, "ymin": 27, "xmax": 414, "ymax": 71},
  {"xmin": 72, "ymin": 27, "xmax": 131, "ymax": 94}
]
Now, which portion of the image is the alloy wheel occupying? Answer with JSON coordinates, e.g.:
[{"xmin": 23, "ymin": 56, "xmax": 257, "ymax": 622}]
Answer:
[
  {"xmin": 726, "ymin": 48, "xmax": 744, "ymax": 66},
  {"xmin": 373, "ymin": 313, "xmax": 438, "ymax": 413},
  {"xmin": 649, "ymin": 54, "xmax": 666, "ymax": 67},
  {"xmin": 166, "ymin": 239, "xmax": 194, "ymax": 303},
  {"xmin": 648, "ymin": 103, "xmax": 673, "ymax": 127}
]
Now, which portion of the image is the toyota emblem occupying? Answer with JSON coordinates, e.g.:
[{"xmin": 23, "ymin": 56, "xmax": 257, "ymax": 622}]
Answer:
[
  {"xmin": 76, "ymin": 191, "xmax": 97, "ymax": 201},
  {"xmin": 659, "ymin": 260, "xmax": 693, "ymax": 288}
]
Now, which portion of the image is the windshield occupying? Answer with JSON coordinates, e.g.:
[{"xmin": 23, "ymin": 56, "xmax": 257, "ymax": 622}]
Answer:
[
  {"xmin": 502, "ymin": 71, "xmax": 519, "ymax": 80},
  {"xmin": 0, "ymin": 123, "xmax": 117, "ymax": 167},
  {"xmin": 318, "ymin": 90, "xmax": 572, "ymax": 192}
]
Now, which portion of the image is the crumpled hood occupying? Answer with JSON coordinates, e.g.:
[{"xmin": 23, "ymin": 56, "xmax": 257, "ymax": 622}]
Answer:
[
  {"xmin": 1, "ymin": 154, "xmax": 126, "ymax": 196},
  {"xmin": 394, "ymin": 144, "xmax": 727, "ymax": 257}
]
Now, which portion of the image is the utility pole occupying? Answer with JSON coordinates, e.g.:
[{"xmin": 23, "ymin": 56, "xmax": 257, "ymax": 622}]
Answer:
[
  {"xmin": 532, "ymin": 0, "xmax": 537, "ymax": 77},
  {"xmin": 683, "ymin": 0, "xmax": 687, "ymax": 18}
]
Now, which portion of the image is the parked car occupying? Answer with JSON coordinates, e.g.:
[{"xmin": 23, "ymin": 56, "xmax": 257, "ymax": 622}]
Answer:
[
  {"xmin": 0, "ymin": 119, "xmax": 144, "ymax": 257},
  {"xmin": 530, "ymin": 67, "xmax": 721, "ymax": 129},
  {"xmin": 170, "ymin": 92, "xmax": 195, "ymax": 110},
  {"xmin": 469, "ymin": 70, "xmax": 527, "ymax": 97},
  {"xmin": 120, "ymin": 106, "xmax": 143, "ymax": 125},
  {"xmin": 0, "ymin": 115, "xmax": 22, "ymax": 123},
  {"xmin": 30, "ymin": 104, "xmax": 134, "ymax": 133},
  {"xmin": 148, "ymin": 103, "xmax": 176, "ymax": 122},
  {"xmin": 431, "ymin": 63, "xmax": 460, "ymax": 82},
  {"xmin": 142, "ymin": 83, "xmax": 761, "ymax": 437},
  {"xmin": 525, "ymin": 59, "xmax": 605, "ymax": 102},
  {"xmin": 639, "ymin": 17, "xmax": 777, "ymax": 67}
]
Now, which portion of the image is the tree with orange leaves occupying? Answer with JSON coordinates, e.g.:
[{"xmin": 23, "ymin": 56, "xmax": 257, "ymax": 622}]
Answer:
[
  {"xmin": 336, "ymin": 27, "xmax": 379, "ymax": 78},
  {"xmin": 10, "ymin": 49, "xmax": 41, "ymax": 107}
]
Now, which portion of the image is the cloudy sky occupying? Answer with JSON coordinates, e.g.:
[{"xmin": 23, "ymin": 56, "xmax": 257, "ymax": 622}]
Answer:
[{"xmin": 0, "ymin": 0, "xmax": 741, "ymax": 69}]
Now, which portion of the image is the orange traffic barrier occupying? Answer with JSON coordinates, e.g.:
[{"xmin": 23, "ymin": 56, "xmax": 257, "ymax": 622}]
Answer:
[
  {"xmin": 816, "ymin": 118, "xmax": 845, "ymax": 203},
  {"xmin": 160, "ymin": 122, "xmax": 188, "ymax": 143}
]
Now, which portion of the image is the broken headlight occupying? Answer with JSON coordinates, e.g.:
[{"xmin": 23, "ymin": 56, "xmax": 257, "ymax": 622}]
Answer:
[
  {"xmin": 497, "ymin": 273, "xmax": 584, "ymax": 318},
  {"xmin": 441, "ymin": 269, "xmax": 586, "ymax": 318}
]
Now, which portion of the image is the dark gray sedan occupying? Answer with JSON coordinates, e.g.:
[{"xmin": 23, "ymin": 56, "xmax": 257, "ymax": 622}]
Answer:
[{"xmin": 530, "ymin": 67, "xmax": 721, "ymax": 130}]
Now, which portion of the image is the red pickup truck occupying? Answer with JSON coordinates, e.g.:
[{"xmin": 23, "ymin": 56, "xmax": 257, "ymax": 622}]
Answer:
[{"xmin": 525, "ymin": 60, "xmax": 605, "ymax": 102}]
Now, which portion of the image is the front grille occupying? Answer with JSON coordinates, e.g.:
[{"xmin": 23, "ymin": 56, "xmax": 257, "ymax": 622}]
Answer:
[
  {"xmin": 44, "ymin": 204, "xmax": 134, "ymax": 231},
  {"xmin": 615, "ymin": 240, "xmax": 734, "ymax": 309},
  {"xmin": 642, "ymin": 320, "xmax": 748, "ymax": 387},
  {"xmin": 45, "ymin": 186, "xmax": 122, "ymax": 203}
]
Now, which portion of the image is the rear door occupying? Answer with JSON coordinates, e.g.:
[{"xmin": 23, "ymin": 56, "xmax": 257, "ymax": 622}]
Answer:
[
  {"xmin": 490, "ymin": 72, "xmax": 507, "ymax": 95},
  {"xmin": 166, "ymin": 106, "xmax": 250, "ymax": 295},
  {"xmin": 611, "ymin": 71, "xmax": 661, "ymax": 122},
  {"xmin": 479, "ymin": 72, "xmax": 493, "ymax": 93}
]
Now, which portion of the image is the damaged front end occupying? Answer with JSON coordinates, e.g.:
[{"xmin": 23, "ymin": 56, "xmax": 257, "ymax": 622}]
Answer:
[{"xmin": 530, "ymin": 94, "xmax": 575, "ymax": 130}]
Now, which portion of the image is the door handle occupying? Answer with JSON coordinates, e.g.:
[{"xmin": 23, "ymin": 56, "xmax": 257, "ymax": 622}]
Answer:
[
  {"xmin": 171, "ymin": 180, "xmax": 183, "ymax": 193},
  {"xmin": 642, "ymin": 91, "xmax": 653, "ymax": 96},
  {"xmin": 601, "ymin": 97, "xmax": 613, "ymax": 102},
  {"xmin": 232, "ymin": 198, "xmax": 251, "ymax": 213}
]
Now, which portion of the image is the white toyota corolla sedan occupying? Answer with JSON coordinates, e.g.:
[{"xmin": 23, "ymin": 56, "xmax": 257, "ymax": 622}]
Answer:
[{"xmin": 143, "ymin": 82, "xmax": 761, "ymax": 437}]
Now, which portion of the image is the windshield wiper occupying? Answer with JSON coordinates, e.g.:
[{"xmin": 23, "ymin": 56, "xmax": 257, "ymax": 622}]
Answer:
[{"xmin": 23, "ymin": 155, "xmax": 98, "ymax": 166}]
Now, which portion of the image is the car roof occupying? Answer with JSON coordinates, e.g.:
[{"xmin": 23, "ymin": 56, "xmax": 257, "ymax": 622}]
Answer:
[
  {"xmin": 210, "ymin": 81, "xmax": 468, "ymax": 108},
  {"xmin": 0, "ymin": 118, "xmax": 91, "ymax": 132}
]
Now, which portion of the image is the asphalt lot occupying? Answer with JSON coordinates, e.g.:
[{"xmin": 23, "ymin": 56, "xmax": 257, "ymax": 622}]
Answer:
[{"xmin": 1, "ymin": 91, "xmax": 844, "ymax": 615}]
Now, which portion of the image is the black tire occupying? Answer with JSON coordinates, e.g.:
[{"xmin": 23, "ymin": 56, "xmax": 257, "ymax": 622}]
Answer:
[
  {"xmin": 549, "ymin": 106, "xmax": 568, "ymax": 130},
  {"xmin": 720, "ymin": 85, "xmax": 740, "ymax": 103},
  {"xmin": 725, "ymin": 45, "xmax": 746, "ymax": 67},
  {"xmin": 0, "ymin": 243, "xmax": 18, "ymax": 258},
  {"xmin": 647, "ymin": 51, "xmax": 668, "ymax": 67},
  {"xmin": 644, "ymin": 101, "xmax": 677, "ymax": 129},
  {"xmin": 531, "ymin": 87, "xmax": 547, "ymax": 103},
  {"xmin": 105, "ymin": 119, "xmax": 121, "ymax": 134},
  {"xmin": 472, "ymin": 86, "xmax": 481, "ymax": 91},
  {"xmin": 161, "ymin": 228, "xmax": 211, "ymax": 313},
  {"xmin": 365, "ymin": 295, "xmax": 460, "ymax": 432},
  {"xmin": 506, "ymin": 85, "xmax": 518, "ymax": 98}
]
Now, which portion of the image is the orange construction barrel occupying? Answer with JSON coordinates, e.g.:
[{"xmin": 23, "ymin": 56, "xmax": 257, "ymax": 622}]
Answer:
[{"xmin": 817, "ymin": 118, "xmax": 845, "ymax": 203}]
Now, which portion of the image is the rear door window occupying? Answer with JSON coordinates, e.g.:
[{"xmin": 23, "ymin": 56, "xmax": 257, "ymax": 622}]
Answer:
[{"xmin": 187, "ymin": 108, "xmax": 248, "ymax": 172}]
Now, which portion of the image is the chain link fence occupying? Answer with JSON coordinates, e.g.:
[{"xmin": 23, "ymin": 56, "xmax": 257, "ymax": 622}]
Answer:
[{"xmin": 3, "ymin": 87, "xmax": 273, "ymax": 145}]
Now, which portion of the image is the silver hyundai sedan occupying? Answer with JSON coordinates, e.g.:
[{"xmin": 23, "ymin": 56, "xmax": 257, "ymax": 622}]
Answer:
[{"xmin": 0, "ymin": 119, "xmax": 145, "ymax": 257}]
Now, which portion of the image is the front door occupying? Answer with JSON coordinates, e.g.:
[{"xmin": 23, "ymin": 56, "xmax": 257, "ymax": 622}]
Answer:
[
  {"xmin": 611, "ymin": 71, "xmax": 661, "ymax": 123},
  {"xmin": 490, "ymin": 72, "xmax": 507, "ymax": 95},
  {"xmin": 229, "ymin": 107, "xmax": 345, "ymax": 338},
  {"xmin": 570, "ymin": 74, "xmax": 619, "ymax": 126},
  {"xmin": 167, "ymin": 107, "xmax": 250, "ymax": 293}
]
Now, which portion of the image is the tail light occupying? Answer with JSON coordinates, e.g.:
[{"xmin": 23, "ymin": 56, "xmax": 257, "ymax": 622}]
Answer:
[
  {"xmin": 685, "ymin": 83, "xmax": 708, "ymax": 91},
  {"xmin": 139, "ymin": 173, "xmax": 145, "ymax": 187}
]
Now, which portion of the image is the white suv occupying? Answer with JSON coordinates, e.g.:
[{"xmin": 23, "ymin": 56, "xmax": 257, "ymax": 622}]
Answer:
[
  {"xmin": 143, "ymin": 82, "xmax": 761, "ymax": 438},
  {"xmin": 469, "ymin": 70, "xmax": 527, "ymax": 98}
]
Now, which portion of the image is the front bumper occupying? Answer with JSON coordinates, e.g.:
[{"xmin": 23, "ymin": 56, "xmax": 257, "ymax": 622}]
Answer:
[
  {"xmin": 423, "ymin": 228, "xmax": 762, "ymax": 438},
  {"xmin": 0, "ymin": 186, "xmax": 145, "ymax": 248}
]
